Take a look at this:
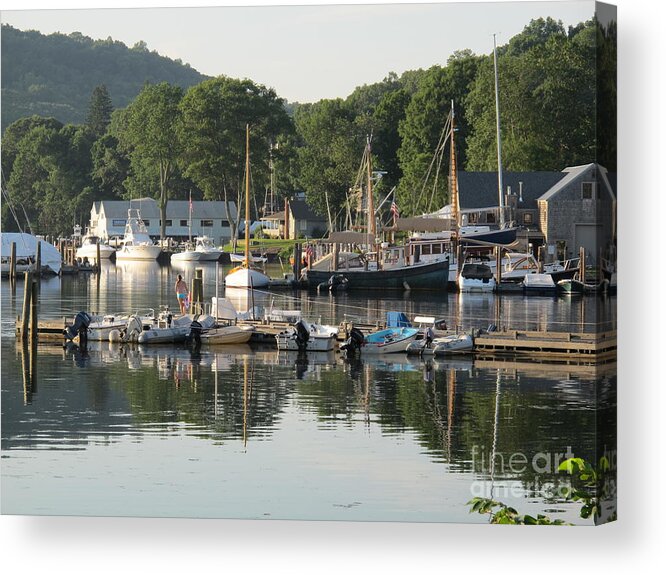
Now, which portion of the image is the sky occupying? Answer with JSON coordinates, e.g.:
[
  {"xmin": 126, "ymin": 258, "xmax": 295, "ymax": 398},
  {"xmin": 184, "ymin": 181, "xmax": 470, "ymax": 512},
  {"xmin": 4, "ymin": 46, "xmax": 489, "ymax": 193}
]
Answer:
[{"xmin": 0, "ymin": 0, "xmax": 595, "ymax": 103}]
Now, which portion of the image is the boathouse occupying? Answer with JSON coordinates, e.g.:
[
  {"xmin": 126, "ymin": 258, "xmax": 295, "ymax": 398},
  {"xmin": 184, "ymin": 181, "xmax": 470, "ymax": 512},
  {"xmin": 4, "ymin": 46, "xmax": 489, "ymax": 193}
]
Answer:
[
  {"xmin": 453, "ymin": 163, "xmax": 616, "ymax": 264},
  {"xmin": 89, "ymin": 198, "xmax": 237, "ymax": 244}
]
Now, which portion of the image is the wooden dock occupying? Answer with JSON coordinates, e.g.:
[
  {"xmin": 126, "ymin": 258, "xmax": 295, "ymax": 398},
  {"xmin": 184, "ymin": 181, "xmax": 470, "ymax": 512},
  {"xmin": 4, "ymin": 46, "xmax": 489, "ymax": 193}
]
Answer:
[{"xmin": 473, "ymin": 329, "xmax": 616, "ymax": 362}]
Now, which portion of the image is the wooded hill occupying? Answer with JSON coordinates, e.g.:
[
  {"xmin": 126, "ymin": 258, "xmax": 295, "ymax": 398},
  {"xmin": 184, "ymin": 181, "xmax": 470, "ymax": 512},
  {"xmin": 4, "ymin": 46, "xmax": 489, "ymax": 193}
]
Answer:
[
  {"xmin": 1, "ymin": 25, "xmax": 208, "ymax": 129},
  {"xmin": 1, "ymin": 17, "xmax": 616, "ymax": 239}
]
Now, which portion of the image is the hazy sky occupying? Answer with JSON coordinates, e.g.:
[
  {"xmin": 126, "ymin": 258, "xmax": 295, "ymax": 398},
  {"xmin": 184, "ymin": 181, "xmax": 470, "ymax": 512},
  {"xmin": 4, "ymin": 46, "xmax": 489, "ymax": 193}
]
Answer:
[{"xmin": 1, "ymin": 1, "xmax": 595, "ymax": 103}]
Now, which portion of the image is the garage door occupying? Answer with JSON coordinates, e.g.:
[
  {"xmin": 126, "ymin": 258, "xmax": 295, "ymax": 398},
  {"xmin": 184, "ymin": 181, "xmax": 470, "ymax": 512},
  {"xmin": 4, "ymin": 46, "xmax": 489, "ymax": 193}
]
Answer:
[{"xmin": 574, "ymin": 224, "xmax": 602, "ymax": 265}]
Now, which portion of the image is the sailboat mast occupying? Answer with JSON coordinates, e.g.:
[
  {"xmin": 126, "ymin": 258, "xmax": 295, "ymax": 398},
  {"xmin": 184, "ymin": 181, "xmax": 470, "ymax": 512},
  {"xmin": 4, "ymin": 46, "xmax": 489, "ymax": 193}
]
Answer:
[
  {"xmin": 245, "ymin": 124, "xmax": 250, "ymax": 268},
  {"xmin": 493, "ymin": 34, "xmax": 506, "ymax": 228},
  {"xmin": 366, "ymin": 136, "xmax": 376, "ymax": 238},
  {"xmin": 449, "ymin": 101, "xmax": 460, "ymax": 228}
]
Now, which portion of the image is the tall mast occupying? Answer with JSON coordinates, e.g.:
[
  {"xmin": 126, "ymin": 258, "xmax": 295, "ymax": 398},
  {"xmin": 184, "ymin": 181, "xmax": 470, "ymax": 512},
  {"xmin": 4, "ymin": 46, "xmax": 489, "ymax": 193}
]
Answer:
[
  {"xmin": 449, "ymin": 100, "xmax": 460, "ymax": 228},
  {"xmin": 493, "ymin": 33, "xmax": 506, "ymax": 227},
  {"xmin": 366, "ymin": 136, "xmax": 376, "ymax": 238},
  {"xmin": 245, "ymin": 124, "xmax": 250, "ymax": 268}
]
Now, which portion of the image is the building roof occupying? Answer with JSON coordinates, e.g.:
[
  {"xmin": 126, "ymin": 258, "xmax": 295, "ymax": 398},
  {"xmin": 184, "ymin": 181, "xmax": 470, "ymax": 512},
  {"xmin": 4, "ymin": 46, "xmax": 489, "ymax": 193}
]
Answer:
[
  {"xmin": 538, "ymin": 163, "xmax": 596, "ymax": 201},
  {"xmin": 289, "ymin": 199, "xmax": 326, "ymax": 222},
  {"xmin": 97, "ymin": 198, "xmax": 236, "ymax": 219},
  {"xmin": 457, "ymin": 171, "xmax": 567, "ymax": 210}
]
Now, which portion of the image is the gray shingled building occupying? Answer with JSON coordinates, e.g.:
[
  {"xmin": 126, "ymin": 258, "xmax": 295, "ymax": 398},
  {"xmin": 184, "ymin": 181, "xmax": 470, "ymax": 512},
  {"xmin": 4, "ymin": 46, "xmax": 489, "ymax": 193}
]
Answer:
[{"xmin": 456, "ymin": 163, "xmax": 616, "ymax": 264}]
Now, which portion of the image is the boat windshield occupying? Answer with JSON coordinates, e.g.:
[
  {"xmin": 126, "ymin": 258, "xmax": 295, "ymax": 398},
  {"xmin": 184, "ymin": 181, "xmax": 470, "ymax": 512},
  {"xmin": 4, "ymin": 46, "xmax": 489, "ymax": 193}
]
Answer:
[{"xmin": 461, "ymin": 263, "xmax": 494, "ymax": 279}]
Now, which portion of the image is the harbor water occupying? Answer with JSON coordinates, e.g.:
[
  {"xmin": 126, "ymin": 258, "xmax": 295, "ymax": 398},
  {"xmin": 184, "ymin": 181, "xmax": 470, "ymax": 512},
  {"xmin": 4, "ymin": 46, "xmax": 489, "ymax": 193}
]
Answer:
[{"xmin": 1, "ymin": 261, "xmax": 616, "ymax": 523}]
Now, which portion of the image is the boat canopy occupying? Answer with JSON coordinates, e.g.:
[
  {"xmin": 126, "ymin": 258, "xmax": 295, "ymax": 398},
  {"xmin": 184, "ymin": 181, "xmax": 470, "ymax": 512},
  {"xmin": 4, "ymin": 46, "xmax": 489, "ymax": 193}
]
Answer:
[{"xmin": 386, "ymin": 311, "xmax": 411, "ymax": 328}]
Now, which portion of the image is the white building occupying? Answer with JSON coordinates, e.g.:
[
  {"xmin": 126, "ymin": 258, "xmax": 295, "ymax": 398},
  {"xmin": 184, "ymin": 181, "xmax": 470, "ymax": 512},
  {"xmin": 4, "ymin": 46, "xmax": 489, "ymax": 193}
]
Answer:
[{"xmin": 90, "ymin": 198, "xmax": 237, "ymax": 245}]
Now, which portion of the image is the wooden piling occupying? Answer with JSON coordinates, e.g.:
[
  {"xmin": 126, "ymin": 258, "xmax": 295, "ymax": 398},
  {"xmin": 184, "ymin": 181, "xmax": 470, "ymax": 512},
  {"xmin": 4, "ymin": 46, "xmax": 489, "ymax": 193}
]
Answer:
[
  {"xmin": 96, "ymin": 242, "xmax": 101, "ymax": 267},
  {"xmin": 30, "ymin": 275, "xmax": 38, "ymax": 340},
  {"xmin": 579, "ymin": 247, "xmax": 586, "ymax": 284},
  {"xmin": 20, "ymin": 272, "xmax": 32, "ymax": 343},
  {"xmin": 191, "ymin": 268, "xmax": 204, "ymax": 314},
  {"xmin": 9, "ymin": 241, "xmax": 17, "ymax": 281},
  {"xmin": 35, "ymin": 240, "xmax": 42, "ymax": 279},
  {"xmin": 495, "ymin": 246, "xmax": 502, "ymax": 284}
]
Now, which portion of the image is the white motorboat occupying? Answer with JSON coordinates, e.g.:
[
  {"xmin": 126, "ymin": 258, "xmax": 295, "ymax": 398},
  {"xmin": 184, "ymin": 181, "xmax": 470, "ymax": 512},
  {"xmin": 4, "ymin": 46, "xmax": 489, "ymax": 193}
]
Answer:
[
  {"xmin": 1, "ymin": 232, "xmax": 62, "ymax": 275},
  {"xmin": 200, "ymin": 324, "xmax": 255, "ymax": 345},
  {"xmin": 407, "ymin": 334, "xmax": 473, "ymax": 355},
  {"xmin": 457, "ymin": 262, "xmax": 496, "ymax": 293},
  {"xmin": 115, "ymin": 209, "xmax": 162, "ymax": 261},
  {"xmin": 522, "ymin": 273, "xmax": 557, "ymax": 295},
  {"xmin": 171, "ymin": 236, "xmax": 222, "ymax": 262},
  {"xmin": 275, "ymin": 319, "xmax": 338, "ymax": 352},
  {"xmin": 136, "ymin": 312, "xmax": 216, "ymax": 344},
  {"xmin": 75, "ymin": 231, "xmax": 116, "ymax": 262}
]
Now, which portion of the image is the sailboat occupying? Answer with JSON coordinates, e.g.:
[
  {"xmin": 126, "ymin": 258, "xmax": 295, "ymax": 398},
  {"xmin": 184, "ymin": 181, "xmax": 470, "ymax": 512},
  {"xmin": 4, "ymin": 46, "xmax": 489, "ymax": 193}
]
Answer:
[
  {"xmin": 224, "ymin": 125, "xmax": 271, "ymax": 288},
  {"xmin": 305, "ymin": 137, "xmax": 450, "ymax": 290}
]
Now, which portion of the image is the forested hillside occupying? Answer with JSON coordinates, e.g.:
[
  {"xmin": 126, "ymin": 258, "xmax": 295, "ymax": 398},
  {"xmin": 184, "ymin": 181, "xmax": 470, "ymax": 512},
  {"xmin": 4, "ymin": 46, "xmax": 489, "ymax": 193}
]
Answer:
[
  {"xmin": 1, "ymin": 17, "xmax": 616, "ymax": 239},
  {"xmin": 1, "ymin": 25, "xmax": 208, "ymax": 129}
]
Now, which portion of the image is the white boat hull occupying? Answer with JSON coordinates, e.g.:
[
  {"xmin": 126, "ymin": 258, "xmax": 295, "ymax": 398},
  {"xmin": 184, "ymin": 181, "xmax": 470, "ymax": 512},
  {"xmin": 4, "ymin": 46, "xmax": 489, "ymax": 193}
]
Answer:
[
  {"xmin": 116, "ymin": 245, "xmax": 162, "ymax": 260},
  {"xmin": 200, "ymin": 325, "xmax": 254, "ymax": 345},
  {"xmin": 76, "ymin": 244, "xmax": 116, "ymax": 260},
  {"xmin": 225, "ymin": 266, "xmax": 271, "ymax": 288},
  {"xmin": 276, "ymin": 332, "xmax": 337, "ymax": 352}
]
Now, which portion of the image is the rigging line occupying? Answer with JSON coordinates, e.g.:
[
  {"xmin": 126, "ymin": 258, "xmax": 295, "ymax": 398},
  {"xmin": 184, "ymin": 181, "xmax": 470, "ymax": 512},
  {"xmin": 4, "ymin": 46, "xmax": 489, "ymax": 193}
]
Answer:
[{"xmin": 417, "ymin": 113, "xmax": 452, "ymax": 214}]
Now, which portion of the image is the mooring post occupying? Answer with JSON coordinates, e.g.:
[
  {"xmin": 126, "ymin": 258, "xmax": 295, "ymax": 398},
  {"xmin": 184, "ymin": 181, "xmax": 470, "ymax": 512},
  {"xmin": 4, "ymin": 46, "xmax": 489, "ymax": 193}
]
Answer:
[
  {"xmin": 21, "ymin": 339, "xmax": 33, "ymax": 405},
  {"xmin": 495, "ymin": 246, "xmax": 502, "ymax": 284},
  {"xmin": 9, "ymin": 241, "xmax": 17, "ymax": 281},
  {"xmin": 30, "ymin": 274, "xmax": 38, "ymax": 342},
  {"xmin": 96, "ymin": 242, "xmax": 101, "ymax": 270},
  {"xmin": 456, "ymin": 241, "xmax": 463, "ymax": 281},
  {"xmin": 20, "ymin": 272, "xmax": 32, "ymax": 342},
  {"xmin": 579, "ymin": 247, "xmax": 586, "ymax": 284},
  {"xmin": 35, "ymin": 240, "xmax": 42, "ymax": 282}
]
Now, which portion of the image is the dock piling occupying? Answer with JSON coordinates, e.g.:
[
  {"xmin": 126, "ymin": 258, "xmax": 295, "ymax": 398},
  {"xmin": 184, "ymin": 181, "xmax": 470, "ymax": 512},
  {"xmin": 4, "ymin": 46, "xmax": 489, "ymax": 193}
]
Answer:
[
  {"xmin": 20, "ymin": 272, "xmax": 32, "ymax": 343},
  {"xmin": 9, "ymin": 241, "xmax": 17, "ymax": 281}
]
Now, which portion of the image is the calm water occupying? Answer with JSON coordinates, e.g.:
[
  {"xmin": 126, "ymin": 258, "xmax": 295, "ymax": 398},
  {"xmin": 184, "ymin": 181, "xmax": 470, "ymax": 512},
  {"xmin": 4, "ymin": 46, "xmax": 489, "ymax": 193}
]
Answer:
[{"xmin": 1, "ymin": 261, "xmax": 616, "ymax": 523}]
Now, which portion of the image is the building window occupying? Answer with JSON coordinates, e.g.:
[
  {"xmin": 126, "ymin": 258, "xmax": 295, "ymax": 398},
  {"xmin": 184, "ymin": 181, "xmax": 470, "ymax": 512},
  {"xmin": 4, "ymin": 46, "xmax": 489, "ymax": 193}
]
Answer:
[
  {"xmin": 180, "ymin": 219, "xmax": 188, "ymax": 227},
  {"xmin": 160, "ymin": 220, "xmax": 172, "ymax": 227},
  {"xmin": 299, "ymin": 220, "xmax": 307, "ymax": 231},
  {"xmin": 582, "ymin": 182, "xmax": 596, "ymax": 199},
  {"xmin": 200, "ymin": 219, "xmax": 213, "ymax": 227},
  {"xmin": 112, "ymin": 219, "xmax": 126, "ymax": 227},
  {"xmin": 523, "ymin": 212, "xmax": 533, "ymax": 225},
  {"xmin": 221, "ymin": 220, "xmax": 230, "ymax": 227},
  {"xmin": 142, "ymin": 220, "xmax": 150, "ymax": 227}
]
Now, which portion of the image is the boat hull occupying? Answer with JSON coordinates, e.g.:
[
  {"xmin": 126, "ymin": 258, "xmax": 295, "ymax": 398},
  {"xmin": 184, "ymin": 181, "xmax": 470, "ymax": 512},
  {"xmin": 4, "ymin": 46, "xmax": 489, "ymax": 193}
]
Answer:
[
  {"xmin": 276, "ymin": 333, "xmax": 337, "ymax": 352},
  {"xmin": 200, "ymin": 325, "xmax": 254, "ymax": 345},
  {"xmin": 306, "ymin": 259, "xmax": 449, "ymax": 291},
  {"xmin": 361, "ymin": 327, "xmax": 419, "ymax": 354},
  {"xmin": 116, "ymin": 245, "xmax": 162, "ymax": 260},
  {"xmin": 225, "ymin": 266, "xmax": 271, "ymax": 288},
  {"xmin": 76, "ymin": 245, "xmax": 116, "ymax": 260}
]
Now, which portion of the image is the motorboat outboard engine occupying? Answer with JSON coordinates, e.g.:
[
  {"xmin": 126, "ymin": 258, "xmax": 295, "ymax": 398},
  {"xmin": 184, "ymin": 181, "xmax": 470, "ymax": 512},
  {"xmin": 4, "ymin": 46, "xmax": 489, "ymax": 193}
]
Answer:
[
  {"xmin": 187, "ymin": 320, "xmax": 203, "ymax": 346},
  {"xmin": 340, "ymin": 327, "xmax": 364, "ymax": 356},
  {"xmin": 294, "ymin": 320, "xmax": 310, "ymax": 351},
  {"xmin": 63, "ymin": 311, "xmax": 92, "ymax": 345}
]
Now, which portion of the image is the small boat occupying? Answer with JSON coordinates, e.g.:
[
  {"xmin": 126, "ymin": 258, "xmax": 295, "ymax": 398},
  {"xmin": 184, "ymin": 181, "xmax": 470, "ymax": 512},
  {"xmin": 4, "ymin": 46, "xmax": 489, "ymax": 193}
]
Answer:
[
  {"xmin": 522, "ymin": 273, "xmax": 557, "ymax": 295},
  {"xmin": 171, "ymin": 236, "xmax": 222, "ymax": 262},
  {"xmin": 115, "ymin": 209, "xmax": 162, "ymax": 261},
  {"xmin": 342, "ymin": 326, "xmax": 419, "ymax": 355},
  {"xmin": 557, "ymin": 278, "xmax": 585, "ymax": 295},
  {"xmin": 230, "ymin": 252, "xmax": 267, "ymax": 264},
  {"xmin": 136, "ymin": 313, "xmax": 216, "ymax": 344},
  {"xmin": 199, "ymin": 324, "xmax": 255, "ymax": 345},
  {"xmin": 458, "ymin": 262, "xmax": 496, "ymax": 293},
  {"xmin": 1, "ymin": 232, "xmax": 62, "ymax": 275},
  {"xmin": 224, "ymin": 125, "xmax": 271, "ymax": 289},
  {"xmin": 316, "ymin": 273, "xmax": 348, "ymax": 293},
  {"xmin": 275, "ymin": 319, "xmax": 338, "ymax": 352},
  {"xmin": 75, "ymin": 230, "xmax": 116, "ymax": 261},
  {"xmin": 406, "ymin": 333, "xmax": 473, "ymax": 355}
]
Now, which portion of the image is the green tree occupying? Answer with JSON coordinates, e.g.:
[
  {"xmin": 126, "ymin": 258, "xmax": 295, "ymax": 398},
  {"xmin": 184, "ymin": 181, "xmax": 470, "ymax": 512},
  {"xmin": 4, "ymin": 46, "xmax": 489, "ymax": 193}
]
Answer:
[
  {"xmin": 293, "ymin": 99, "xmax": 365, "ymax": 230},
  {"xmin": 178, "ymin": 76, "xmax": 293, "ymax": 242},
  {"xmin": 85, "ymin": 84, "xmax": 114, "ymax": 138},
  {"xmin": 397, "ymin": 52, "xmax": 480, "ymax": 215},
  {"xmin": 118, "ymin": 82, "xmax": 184, "ymax": 240}
]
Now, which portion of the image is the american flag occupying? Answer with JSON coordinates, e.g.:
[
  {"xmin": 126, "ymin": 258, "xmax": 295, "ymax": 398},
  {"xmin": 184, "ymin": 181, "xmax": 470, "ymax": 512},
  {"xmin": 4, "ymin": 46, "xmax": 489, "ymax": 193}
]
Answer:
[
  {"xmin": 305, "ymin": 244, "xmax": 314, "ymax": 260},
  {"xmin": 390, "ymin": 200, "xmax": 400, "ymax": 219}
]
